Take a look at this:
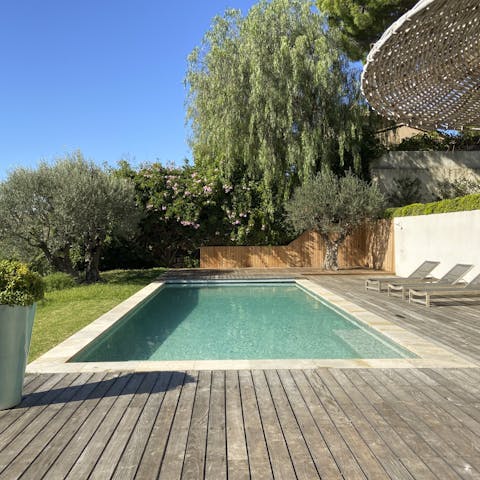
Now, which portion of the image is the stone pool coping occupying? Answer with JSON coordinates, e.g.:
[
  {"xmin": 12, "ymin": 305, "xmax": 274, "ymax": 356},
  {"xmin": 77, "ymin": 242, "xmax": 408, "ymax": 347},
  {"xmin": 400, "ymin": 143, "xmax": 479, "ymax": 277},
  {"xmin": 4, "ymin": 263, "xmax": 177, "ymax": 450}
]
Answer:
[{"xmin": 27, "ymin": 278, "xmax": 476, "ymax": 373}]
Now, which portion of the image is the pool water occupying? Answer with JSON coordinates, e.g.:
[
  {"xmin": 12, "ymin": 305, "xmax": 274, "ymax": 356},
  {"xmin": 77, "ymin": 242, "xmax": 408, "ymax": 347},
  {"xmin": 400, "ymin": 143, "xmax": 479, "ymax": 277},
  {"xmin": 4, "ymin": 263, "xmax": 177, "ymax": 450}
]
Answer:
[{"xmin": 71, "ymin": 283, "xmax": 415, "ymax": 362}]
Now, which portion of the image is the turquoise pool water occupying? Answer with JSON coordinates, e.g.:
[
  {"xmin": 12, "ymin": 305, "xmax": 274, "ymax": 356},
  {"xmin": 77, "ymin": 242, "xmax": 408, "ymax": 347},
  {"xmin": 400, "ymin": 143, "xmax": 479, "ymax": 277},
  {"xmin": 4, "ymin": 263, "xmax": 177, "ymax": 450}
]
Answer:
[{"xmin": 71, "ymin": 282, "xmax": 415, "ymax": 361}]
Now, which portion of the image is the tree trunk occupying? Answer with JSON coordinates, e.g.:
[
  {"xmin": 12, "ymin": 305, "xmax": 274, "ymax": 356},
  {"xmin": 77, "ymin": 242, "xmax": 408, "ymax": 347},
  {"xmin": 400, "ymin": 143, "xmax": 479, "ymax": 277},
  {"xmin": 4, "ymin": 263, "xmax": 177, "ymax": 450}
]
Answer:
[
  {"xmin": 57, "ymin": 246, "xmax": 77, "ymax": 277},
  {"xmin": 153, "ymin": 244, "xmax": 180, "ymax": 267},
  {"xmin": 321, "ymin": 233, "xmax": 346, "ymax": 271},
  {"xmin": 323, "ymin": 240, "xmax": 339, "ymax": 270},
  {"xmin": 84, "ymin": 238, "xmax": 103, "ymax": 283},
  {"xmin": 41, "ymin": 244, "xmax": 77, "ymax": 277}
]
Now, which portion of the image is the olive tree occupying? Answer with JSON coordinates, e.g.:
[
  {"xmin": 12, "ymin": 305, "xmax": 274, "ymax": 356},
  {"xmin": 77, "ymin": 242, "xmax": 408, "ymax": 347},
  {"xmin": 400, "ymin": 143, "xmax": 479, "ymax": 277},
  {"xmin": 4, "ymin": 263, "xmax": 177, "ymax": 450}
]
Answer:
[
  {"xmin": 285, "ymin": 169, "xmax": 384, "ymax": 270},
  {"xmin": 0, "ymin": 153, "xmax": 140, "ymax": 282},
  {"xmin": 0, "ymin": 162, "xmax": 76, "ymax": 275}
]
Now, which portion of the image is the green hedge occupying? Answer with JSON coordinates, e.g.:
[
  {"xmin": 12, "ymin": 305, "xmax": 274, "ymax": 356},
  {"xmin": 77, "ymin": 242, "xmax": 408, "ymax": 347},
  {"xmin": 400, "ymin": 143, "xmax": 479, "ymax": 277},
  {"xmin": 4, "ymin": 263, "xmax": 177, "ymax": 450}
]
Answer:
[{"xmin": 385, "ymin": 193, "xmax": 480, "ymax": 218}]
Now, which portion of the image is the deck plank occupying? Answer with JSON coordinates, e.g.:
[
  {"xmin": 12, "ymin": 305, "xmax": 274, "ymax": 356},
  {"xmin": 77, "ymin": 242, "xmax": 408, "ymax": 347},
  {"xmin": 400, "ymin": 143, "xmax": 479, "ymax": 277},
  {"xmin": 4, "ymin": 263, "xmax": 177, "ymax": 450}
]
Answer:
[
  {"xmin": 251, "ymin": 370, "xmax": 297, "ymax": 480},
  {"xmin": 238, "ymin": 370, "xmax": 273, "ymax": 480},
  {"xmin": 157, "ymin": 370, "xmax": 199, "ymax": 480},
  {"xmin": 204, "ymin": 370, "xmax": 227, "ymax": 480},
  {"xmin": 264, "ymin": 369, "xmax": 320, "ymax": 480},
  {"xmin": 111, "ymin": 372, "xmax": 172, "ymax": 480},
  {"xmin": 89, "ymin": 372, "xmax": 160, "ymax": 479},
  {"xmin": 181, "ymin": 370, "xmax": 211, "ymax": 480},
  {"xmin": 276, "ymin": 369, "xmax": 342, "ymax": 479},
  {"xmin": 135, "ymin": 371, "xmax": 186, "ymax": 480},
  {"xmin": 225, "ymin": 370, "xmax": 250, "ymax": 480}
]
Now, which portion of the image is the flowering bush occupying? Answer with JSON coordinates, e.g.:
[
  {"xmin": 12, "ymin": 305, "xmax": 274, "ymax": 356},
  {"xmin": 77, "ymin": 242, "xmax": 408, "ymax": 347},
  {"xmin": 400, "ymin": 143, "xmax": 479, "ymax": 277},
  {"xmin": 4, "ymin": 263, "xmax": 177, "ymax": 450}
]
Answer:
[
  {"xmin": 219, "ymin": 175, "xmax": 286, "ymax": 245},
  {"xmin": 106, "ymin": 160, "xmax": 291, "ymax": 268},
  {"xmin": 113, "ymin": 161, "xmax": 227, "ymax": 266}
]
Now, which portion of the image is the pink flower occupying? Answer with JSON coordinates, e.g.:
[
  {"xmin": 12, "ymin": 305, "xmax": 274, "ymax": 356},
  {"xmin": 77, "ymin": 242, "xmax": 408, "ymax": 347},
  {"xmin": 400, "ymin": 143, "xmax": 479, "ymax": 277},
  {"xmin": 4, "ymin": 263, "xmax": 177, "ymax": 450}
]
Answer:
[
  {"xmin": 203, "ymin": 185, "xmax": 212, "ymax": 193},
  {"xmin": 179, "ymin": 220, "xmax": 200, "ymax": 229}
]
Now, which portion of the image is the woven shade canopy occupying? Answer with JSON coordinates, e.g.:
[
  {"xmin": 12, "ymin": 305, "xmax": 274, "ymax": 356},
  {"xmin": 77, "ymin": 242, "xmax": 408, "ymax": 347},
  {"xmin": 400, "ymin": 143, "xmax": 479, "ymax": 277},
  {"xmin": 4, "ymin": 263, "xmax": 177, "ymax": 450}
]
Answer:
[{"xmin": 361, "ymin": 0, "xmax": 480, "ymax": 130}]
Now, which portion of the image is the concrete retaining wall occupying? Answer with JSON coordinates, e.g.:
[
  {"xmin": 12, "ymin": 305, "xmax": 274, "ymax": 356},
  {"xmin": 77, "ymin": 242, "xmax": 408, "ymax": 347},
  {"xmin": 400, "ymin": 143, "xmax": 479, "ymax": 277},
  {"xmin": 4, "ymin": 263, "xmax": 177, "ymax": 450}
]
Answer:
[
  {"xmin": 372, "ymin": 151, "xmax": 480, "ymax": 202},
  {"xmin": 394, "ymin": 210, "xmax": 480, "ymax": 282}
]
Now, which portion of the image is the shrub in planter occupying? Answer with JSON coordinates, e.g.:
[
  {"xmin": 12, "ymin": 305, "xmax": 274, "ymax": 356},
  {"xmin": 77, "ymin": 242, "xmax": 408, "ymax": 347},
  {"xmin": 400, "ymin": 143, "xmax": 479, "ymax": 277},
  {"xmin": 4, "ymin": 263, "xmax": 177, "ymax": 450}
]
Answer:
[{"xmin": 0, "ymin": 260, "xmax": 44, "ymax": 409}]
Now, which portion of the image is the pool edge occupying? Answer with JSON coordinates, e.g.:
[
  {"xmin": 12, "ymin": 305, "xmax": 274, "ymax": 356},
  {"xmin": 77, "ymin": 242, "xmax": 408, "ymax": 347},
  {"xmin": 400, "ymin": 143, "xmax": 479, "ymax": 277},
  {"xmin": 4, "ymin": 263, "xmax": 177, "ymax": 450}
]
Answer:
[{"xmin": 27, "ymin": 278, "xmax": 477, "ymax": 373}]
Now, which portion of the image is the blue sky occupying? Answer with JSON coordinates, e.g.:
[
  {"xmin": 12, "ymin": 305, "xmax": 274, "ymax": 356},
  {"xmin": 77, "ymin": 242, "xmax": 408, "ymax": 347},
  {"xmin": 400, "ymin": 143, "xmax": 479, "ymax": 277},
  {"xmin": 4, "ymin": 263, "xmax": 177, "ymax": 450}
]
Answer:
[{"xmin": 0, "ymin": 1, "xmax": 258, "ymax": 177}]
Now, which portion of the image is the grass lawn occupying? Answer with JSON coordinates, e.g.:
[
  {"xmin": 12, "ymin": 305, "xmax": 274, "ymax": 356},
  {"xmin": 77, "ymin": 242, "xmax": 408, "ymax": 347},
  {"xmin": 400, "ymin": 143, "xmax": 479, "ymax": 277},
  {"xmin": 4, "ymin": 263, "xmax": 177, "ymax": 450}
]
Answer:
[{"xmin": 30, "ymin": 268, "xmax": 165, "ymax": 361}]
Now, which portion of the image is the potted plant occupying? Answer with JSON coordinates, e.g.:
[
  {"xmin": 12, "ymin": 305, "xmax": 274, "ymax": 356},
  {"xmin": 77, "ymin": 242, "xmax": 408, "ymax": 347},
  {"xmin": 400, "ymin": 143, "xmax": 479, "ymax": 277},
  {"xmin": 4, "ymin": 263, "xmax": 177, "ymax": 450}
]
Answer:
[{"xmin": 0, "ymin": 260, "xmax": 44, "ymax": 410}]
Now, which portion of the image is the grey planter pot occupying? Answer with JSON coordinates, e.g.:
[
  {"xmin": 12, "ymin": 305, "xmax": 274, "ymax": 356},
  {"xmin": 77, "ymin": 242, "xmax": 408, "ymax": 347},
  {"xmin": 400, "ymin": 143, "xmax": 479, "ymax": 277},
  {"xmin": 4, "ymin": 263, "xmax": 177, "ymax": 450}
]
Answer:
[{"xmin": 0, "ymin": 304, "xmax": 36, "ymax": 410}]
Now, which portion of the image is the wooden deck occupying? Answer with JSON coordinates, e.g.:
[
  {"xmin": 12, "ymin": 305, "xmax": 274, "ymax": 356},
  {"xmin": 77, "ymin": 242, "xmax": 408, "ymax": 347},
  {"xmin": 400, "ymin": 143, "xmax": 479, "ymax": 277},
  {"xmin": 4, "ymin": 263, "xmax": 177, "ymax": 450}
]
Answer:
[{"xmin": 1, "ymin": 272, "xmax": 479, "ymax": 479}]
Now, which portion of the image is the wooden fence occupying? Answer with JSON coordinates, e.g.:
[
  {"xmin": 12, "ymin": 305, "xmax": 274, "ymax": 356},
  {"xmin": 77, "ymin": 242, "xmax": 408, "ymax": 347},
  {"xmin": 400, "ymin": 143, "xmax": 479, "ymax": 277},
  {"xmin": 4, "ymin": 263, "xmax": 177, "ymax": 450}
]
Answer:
[{"xmin": 200, "ymin": 220, "xmax": 395, "ymax": 271}]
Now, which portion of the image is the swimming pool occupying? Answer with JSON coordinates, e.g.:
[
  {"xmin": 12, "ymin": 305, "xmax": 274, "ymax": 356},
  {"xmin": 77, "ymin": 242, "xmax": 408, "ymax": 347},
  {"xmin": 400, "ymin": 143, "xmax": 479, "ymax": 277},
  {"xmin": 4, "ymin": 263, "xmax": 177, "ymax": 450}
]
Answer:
[{"xmin": 71, "ymin": 281, "xmax": 415, "ymax": 362}]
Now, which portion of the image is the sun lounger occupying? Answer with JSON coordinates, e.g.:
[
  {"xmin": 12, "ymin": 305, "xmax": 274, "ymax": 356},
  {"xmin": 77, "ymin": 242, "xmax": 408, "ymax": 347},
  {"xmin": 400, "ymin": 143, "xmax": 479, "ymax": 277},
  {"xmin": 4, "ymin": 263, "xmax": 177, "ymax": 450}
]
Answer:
[
  {"xmin": 409, "ymin": 273, "xmax": 480, "ymax": 307},
  {"xmin": 364, "ymin": 260, "xmax": 440, "ymax": 292},
  {"xmin": 387, "ymin": 264, "xmax": 474, "ymax": 300}
]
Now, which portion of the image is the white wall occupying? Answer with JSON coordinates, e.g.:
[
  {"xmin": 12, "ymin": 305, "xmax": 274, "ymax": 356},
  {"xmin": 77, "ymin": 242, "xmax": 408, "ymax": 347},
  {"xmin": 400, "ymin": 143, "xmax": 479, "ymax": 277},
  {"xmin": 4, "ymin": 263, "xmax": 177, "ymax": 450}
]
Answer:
[{"xmin": 394, "ymin": 210, "xmax": 480, "ymax": 282}]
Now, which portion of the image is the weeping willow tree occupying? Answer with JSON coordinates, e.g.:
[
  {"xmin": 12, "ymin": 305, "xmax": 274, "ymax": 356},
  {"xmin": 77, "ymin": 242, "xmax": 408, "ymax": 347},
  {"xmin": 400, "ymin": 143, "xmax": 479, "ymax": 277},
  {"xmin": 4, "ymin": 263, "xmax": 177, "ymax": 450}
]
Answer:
[{"xmin": 186, "ymin": 0, "xmax": 373, "ymax": 243}]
